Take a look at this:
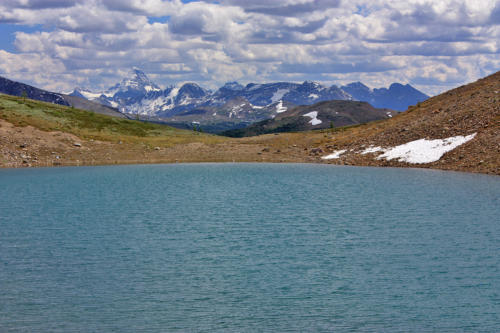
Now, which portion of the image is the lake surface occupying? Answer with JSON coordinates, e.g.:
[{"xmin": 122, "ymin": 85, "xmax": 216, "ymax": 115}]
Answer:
[{"xmin": 1, "ymin": 163, "xmax": 499, "ymax": 332}]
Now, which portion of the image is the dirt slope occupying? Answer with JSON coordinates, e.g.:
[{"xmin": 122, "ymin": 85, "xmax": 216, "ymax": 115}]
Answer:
[{"xmin": 311, "ymin": 71, "xmax": 499, "ymax": 174}]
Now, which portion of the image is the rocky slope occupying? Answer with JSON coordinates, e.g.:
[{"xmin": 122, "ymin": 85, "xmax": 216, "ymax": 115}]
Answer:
[
  {"xmin": 311, "ymin": 70, "xmax": 500, "ymax": 174},
  {"xmin": 222, "ymin": 100, "xmax": 396, "ymax": 137}
]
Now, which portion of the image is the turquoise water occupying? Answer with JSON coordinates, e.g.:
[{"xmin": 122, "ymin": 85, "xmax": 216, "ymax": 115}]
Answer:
[{"xmin": 0, "ymin": 163, "xmax": 499, "ymax": 332}]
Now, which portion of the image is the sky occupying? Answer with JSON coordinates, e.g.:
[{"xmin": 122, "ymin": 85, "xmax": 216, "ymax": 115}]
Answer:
[{"xmin": 0, "ymin": 0, "xmax": 499, "ymax": 95}]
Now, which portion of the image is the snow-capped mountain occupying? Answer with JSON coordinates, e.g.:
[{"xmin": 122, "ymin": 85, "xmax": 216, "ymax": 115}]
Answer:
[
  {"xmin": 71, "ymin": 68, "xmax": 164, "ymax": 112},
  {"xmin": 70, "ymin": 69, "xmax": 429, "ymax": 130},
  {"xmin": 207, "ymin": 80, "xmax": 352, "ymax": 108}
]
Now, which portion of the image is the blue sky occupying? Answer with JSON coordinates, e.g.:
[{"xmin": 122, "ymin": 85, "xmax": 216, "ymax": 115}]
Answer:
[{"xmin": 0, "ymin": 0, "xmax": 499, "ymax": 95}]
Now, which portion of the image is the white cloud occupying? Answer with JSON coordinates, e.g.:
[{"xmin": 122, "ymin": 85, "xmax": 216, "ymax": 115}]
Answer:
[{"xmin": 0, "ymin": 0, "xmax": 498, "ymax": 95}]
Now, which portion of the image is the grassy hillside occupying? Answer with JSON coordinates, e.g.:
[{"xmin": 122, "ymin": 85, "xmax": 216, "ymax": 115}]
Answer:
[
  {"xmin": 0, "ymin": 93, "xmax": 224, "ymax": 147},
  {"xmin": 0, "ymin": 93, "xmax": 294, "ymax": 168}
]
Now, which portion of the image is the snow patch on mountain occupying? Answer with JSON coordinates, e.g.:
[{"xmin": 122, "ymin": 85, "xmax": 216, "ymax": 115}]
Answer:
[
  {"xmin": 271, "ymin": 89, "xmax": 290, "ymax": 104},
  {"xmin": 144, "ymin": 85, "xmax": 161, "ymax": 93},
  {"xmin": 303, "ymin": 111, "xmax": 322, "ymax": 125},
  {"xmin": 77, "ymin": 89, "xmax": 103, "ymax": 100},
  {"xmin": 275, "ymin": 100, "xmax": 287, "ymax": 113},
  {"xmin": 322, "ymin": 150, "xmax": 347, "ymax": 159},
  {"xmin": 377, "ymin": 133, "xmax": 477, "ymax": 164},
  {"xmin": 247, "ymin": 84, "xmax": 262, "ymax": 91},
  {"xmin": 360, "ymin": 146, "xmax": 383, "ymax": 155}
]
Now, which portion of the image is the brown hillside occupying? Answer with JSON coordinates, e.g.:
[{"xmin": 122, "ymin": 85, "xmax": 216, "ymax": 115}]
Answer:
[{"xmin": 314, "ymin": 71, "xmax": 499, "ymax": 174}]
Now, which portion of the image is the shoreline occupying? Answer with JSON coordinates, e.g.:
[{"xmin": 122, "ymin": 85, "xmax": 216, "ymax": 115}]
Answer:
[{"xmin": 2, "ymin": 153, "xmax": 498, "ymax": 176}]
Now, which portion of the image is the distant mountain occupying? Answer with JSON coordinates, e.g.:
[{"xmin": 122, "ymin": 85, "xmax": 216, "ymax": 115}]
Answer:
[
  {"xmin": 0, "ymin": 75, "xmax": 125, "ymax": 118},
  {"xmin": 0, "ymin": 75, "xmax": 69, "ymax": 106},
  {"xmin": 158, "ymin": 97, "xmax": 296, "ymax": 133},
  {"xmin": 73, "ymin": 69, "xmax": 428, "ymax": 114},
  {"xmin": 341, "ymin": 82, "xmax": 428, "ymax": 111},
  {"xmin": 222, "ymin": 100, "xmax": 397, "ymax": 137},
  {"xmin": 60, "ymin": 95, "xmax": 128, "ymax": 118},
  {"xmin": 207, "ymin": 80, "xmax": 351, "ymax": 108},
  {"xmin": 71, "ymin": 68, "xmax": 163, "ymax": 110},
  {"xmin": 70, "ymin": 69, "xmax": 429, "ymax": 131}
]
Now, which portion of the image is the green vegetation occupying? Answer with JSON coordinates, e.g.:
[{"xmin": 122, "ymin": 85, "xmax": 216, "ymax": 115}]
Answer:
[{"xmin": 0, "ymin": 94, "xmax": 226, "ymax": 146}]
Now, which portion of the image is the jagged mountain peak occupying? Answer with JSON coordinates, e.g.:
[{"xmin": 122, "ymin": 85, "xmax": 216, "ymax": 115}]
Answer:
[
  {"xmin": 175, "ymin": 83, "xmax": 210, "ymax": 105},
  {"xmin": 118, "ymin": 68, "xmax": 161, "ymax": 93}
]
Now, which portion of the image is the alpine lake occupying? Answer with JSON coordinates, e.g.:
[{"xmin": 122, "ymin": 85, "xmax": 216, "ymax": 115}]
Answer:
[{"xmin": 1, "ymin": 163, "xmax": 499, "ymax": 332}]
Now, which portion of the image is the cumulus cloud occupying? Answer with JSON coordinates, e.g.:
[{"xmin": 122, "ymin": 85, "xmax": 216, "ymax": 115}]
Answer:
[{"xmin": 0, "ymin": 0, "xmax": 498, "ymax": 95}]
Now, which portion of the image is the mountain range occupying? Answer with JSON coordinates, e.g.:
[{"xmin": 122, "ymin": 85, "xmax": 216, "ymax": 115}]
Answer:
[
  {"xmin": 70, "ymin": 69, "xmax": 428, "ymax": 127},
  {"xmin": 0, "ymin": 75, "xmax": 126, "ymax": 118},
  {"xmin": 0, "ymin": 69, "xmax": 429, "ymax": 133}
]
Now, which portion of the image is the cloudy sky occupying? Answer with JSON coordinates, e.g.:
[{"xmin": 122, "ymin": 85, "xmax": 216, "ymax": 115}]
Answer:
[{"xmin": 0, "ymin": 0, "xmax": 499, "ymax": 95}]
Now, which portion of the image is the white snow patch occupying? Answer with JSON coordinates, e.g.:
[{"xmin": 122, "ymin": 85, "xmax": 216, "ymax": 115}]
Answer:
[
  {"xmin": 322, "ymin": 150, "xmax": 347, "ymax": 160},
  {"xmin": 168, "ymin": 87, "xmax": 179, "ymax": 102},
  {"xmin": 360, "ymin": 146, "xmax": 383, "ymax": 155},
  {"xmin": 275, "ymin": 100, "xmax": 287, "ymax": 113},
  {"xmin": 302, "ymin": 111, "xmax": 322, "ymax": 126},
  {"xmin": 377, "ymin": 133, "xmax": 477, "ymax": 164},
  {"xmin": 212, "ymin": 112, "xmax": 217, "ymax": 116},
  {"xmin": 109, "ymin": 101, "xmax": 119, "ymax": 108},
  {"xmin": 308, "ymin": 93, "xmax": 319, "ymax": 99},
  {"xmin": 79, "ymin": 90, "xmax": 103, "ymax": 100},
  {"xmin": 127, "ymin": 92, "xmax": 178, "ymax": 115},
  {"xmin": 386, "ymin": 111, "xmax": 392, "ymax": 118},
  {"xmin": 144, "ymin": 85, "xmax": 161, "ymax": 92},
  {"xmin": 271, "ymin": 89, "xmax": 290, "ymax": 103},
  {"xmin": 103, "ymin": 89, "xmax": 118, "ymax": 98},
  {"xmin": 179, "ymin": 96, "xmax": 194, "ymax": 105},
  {"xmin": 248, "ymin": 84, "xmax": 262, "ymax": 91}
]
